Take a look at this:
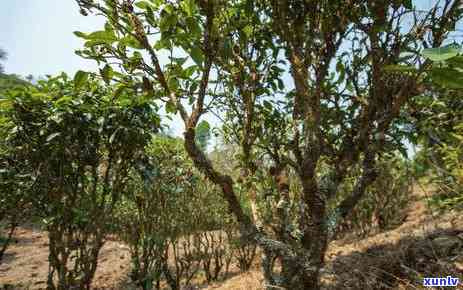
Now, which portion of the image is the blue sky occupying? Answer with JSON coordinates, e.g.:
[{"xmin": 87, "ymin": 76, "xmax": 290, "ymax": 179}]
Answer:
[{"xmin": 0, "ymin": 0, "xmax": 102, "ymax": 77}]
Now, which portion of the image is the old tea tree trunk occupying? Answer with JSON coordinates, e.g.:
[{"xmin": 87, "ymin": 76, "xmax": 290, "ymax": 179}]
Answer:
[{"xmin": 75, "ymin": 0, "xmax": 462, "ymax": 288}]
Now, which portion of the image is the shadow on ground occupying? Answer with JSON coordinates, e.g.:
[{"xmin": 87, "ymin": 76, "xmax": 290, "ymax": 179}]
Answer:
[{"xmin": 324, "ymin": 228, "xmax": 463, "ymax": 289}]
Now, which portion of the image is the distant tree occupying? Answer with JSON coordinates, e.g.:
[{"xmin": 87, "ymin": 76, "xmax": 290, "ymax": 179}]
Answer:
[
  {"xmin": 0, "ymin": 48, "xmax": 6, "ymax": 73},
  {"xmin": 0, "ymin": 73, "xmax": 29, "ymax": 92},
  {"xmin": 75, "ymin": 1, "xmax": 462, "ymax": 289}
]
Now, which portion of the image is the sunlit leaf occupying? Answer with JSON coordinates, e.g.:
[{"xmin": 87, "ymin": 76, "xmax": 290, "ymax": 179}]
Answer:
[
  {"xmin": 100, "ymin": 64, "xmax": 113, "ymax": 84},
  {"xmin": 73, "ymin": 70, "xmax": 88, "ymax": 89},
  {"xmin": 87, "ymin": 30, "xmax": 117, "ymax": 43},
  {"xmin": 190, "ymin": 46, "xmax": 204, "ymax": 66}
]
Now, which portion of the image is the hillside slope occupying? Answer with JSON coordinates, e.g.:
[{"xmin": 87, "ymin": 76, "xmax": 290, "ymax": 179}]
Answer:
[
  {"xmin": 204, "ymin": 184, "xmax": 463, "ymax": 290},
  {"xmin": 0, "ymin": 184, "xmax": 462, "ymax": 289}
]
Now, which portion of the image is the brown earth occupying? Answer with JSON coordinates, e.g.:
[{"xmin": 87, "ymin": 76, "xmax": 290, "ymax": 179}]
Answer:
[
  {"xmin": 1, "ymin": 184, "xmax": 462, "ymax": 289},
  {"xmin": 0, "ymin": 227, "xmax": 132, "ymax": 289},
  {"xmin": 207, "ymin": 184, "xmax": 463, "ymax": 290}
]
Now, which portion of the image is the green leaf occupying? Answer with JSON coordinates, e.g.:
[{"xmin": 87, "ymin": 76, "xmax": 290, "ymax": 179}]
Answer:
[
  {"xmin": 55, "ymin": 96, "xmax": 73, "ymax": 106},
  {"xmin": 73, "ymin": 31, "xmax": 88, "ymax": 39},
  {"xmin": 168, "ymin": 77, "xmax": 179, "ymax": 90},
  {"xmin": 84, "ymin": 40, "xmax": 108, "ymax": 48},
  {"xmin": 184, "ymin": 65, "xmax": 197, "ymax": 78},
  {"xmin": 165, "ymin": 101, "xmax": 177, "ymax": 114},
  {"xmin": 185, "ymin": 17, "xmax": 201, "ymax": 36},
  {"xmin": 145, "ymin": 6, "xmax": 156, "ymax": 26},
  {"xmin": 446, "ymin": 56, "xmax": 463, "ymax": 69},
  {"xmin": 190, "ymin": 46, "xmax": 204, "ymax": 66},
  {"xmin": 100, "ymin": 64, "xmax": 113, "ymax": 84},
  {"xmin": 429, "ymin": 67, "xmax": 463, "ymax": 89},
  {"xmin": 87, "ymin": 30, "xmax": 117, "ymax": 43},
  {"xmin": 73, "ymin": 70, "xmax": 88, "ymax": 89},
  {"xmin": 171, "ymin": 57, "xmax": 188, "ymax": 66},
  {"xmin": 263, "ymin": 100, "xmax": 272, "ymax": 110},
  {"xmin": 277, "ymin": 79, "xmax": 284, "ymax": 90},
  {"xmin": 422, "ymin": 44, "xmax": 461, "ymax": 62},
  {"xmin": 183, "ymin": 0, "xmax": 196, "ymax": 16},
  {"xmin": 114, "ymin": 85, "xmax": 127, "ymax": 99},
  {"xmin": 120, "ymin": 36, "xmax": 143, "ymax": 49},
  {"xmin": 135, "ymin": 1, "xmax": 151, "ymax": 10},
  {"xmin": 160, "ymin": 14, "xmax": 177, "ymax": 33}
]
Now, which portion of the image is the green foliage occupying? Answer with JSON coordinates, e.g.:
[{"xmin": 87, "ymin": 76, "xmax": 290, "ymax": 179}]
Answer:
[
  {"xmin": 115, "ymin": 135, "xmax": 234, "ymax": 289},
  {"xmin": 395, "ymin": 43, "xmax": 463, "ymax": 89},
  {"xmin": 0, "ymin": 73, "xmax": 30, "ymax": 93},
  {"xmin": 195, "ymin": 120, "xmax": 211, "ymax": 151},
  {"xmin": 73, "ymin": 70, "xmax": 89, "ymax": 89},
  {"xmin": 0, "ymin": 73, "xmax": 159, "ymax": 289},
  {"xmin": 423, "ymin": 123, "xmax": 463, "ymax": 211},
  {"xmin": 0, "ymin": 70, "xmax": 32, "ymax": 264},
  {"xmin": 422, "ymin": 43, "xmax": 461, "ymax": 62},
  {"xmin": 332, "ymin": 155, "xmax": 413, "ymax": 238},
  {"xmin": 405, "ymin": 44, "xmax": 463, "ymax": 211}
]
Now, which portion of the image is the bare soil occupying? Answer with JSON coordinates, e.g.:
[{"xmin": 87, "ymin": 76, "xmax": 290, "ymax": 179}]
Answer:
[
  {"xmin": 0, "ymin": 227, "xmax": 131, "ymax": 289},
  {"xmin": 1, "ymin": 184, "xmax": 462, "ymax": 289}
]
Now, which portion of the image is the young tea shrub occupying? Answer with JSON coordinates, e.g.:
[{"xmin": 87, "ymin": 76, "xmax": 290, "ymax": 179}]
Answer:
[
  {"xmin": 0, "ymin": 157, "xmax": 31, "ymax": 265},
  {"xmin": 116, "ymin": 135, "xmax": 237, "ymax": 289},
  {"xmin": 426, "ymin": 127, "xmax": 463, "ymax": 211},
  {"xmin": 115, "ymin": 136, "xmax": 189, "ymax": 290},
  {"xmin": 332, "ymin": 155, "xmax": 413, "ymax": 238},
  {"xmin": 2, "ymin": 73, "xmax": 159, "ymax": 289},
  {"xmin": 0, "ymin": 73, "xmax": 33, "ymax": 264},
  {"xmin": 404, "ymin": 49, "xmax": 463, "ymax": 212}
]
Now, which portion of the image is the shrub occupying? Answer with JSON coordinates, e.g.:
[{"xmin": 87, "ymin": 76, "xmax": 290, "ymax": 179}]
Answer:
[
  {"xmin": 116, "ymin": 135, "xmax": 239, "ymax": 289},
  {"xmin": 1, "ymin": 73, "xmax": 158, "ymax": 289},
  {"xmin": 332, "ymin": 154, "xmax": 413, "ymax": 238}
]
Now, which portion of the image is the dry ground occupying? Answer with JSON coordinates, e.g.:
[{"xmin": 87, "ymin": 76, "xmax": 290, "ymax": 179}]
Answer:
[
  {"xmin": 0, "ymin": 227, "xmax": 132, "ymax": 289},
  {"xmin": 1, "ymin": 184, "xmax": 462, "ymax": 289}
]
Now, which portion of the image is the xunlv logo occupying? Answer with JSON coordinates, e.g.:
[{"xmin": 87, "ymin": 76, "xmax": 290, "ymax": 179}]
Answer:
[{"xmin": 423, "ymin": 276, "xmax": 459, "ymax": 287}]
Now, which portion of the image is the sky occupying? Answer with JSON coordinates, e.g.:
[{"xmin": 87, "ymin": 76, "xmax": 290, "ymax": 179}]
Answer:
[{"xmin": 0, "ymin": 0, "xmax": 102, "ymax": 77}]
